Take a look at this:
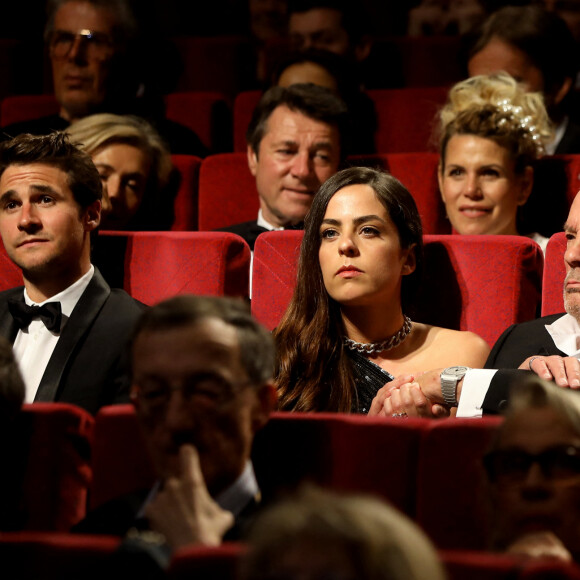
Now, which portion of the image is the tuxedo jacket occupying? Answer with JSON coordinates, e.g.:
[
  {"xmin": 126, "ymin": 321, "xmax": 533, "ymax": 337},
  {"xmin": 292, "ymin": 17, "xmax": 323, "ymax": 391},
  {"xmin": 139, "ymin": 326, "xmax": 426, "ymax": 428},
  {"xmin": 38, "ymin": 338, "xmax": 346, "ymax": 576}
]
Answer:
[
  {"xmin": 218, "ymin": 220, "xmax": 268, "ymax": 251},
  {"xmin": 481, "ymin": 313, "xmax": 566, "ymax": 414},
  {"xmin": 0, "ymin": 268, "xmax": 145, "ymax": 415}
]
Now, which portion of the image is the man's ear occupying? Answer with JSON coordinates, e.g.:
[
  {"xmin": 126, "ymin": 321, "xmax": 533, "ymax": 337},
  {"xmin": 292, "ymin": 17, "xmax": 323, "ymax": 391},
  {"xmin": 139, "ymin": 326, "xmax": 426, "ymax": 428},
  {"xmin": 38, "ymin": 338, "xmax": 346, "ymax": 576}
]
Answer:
[
  {"xmin": 84, "ymin": 199, "xmax": 101, "ymax": 231},
  {"xmin": 252, "ymin": 382, "xmax": 277, "ymax": 433},
  {"xmin": 517, "ymin": 166, "xmax": 534, "ymax": 206},
  {"xmin": 553, "ymin": 76, "xmax": 573, "ymax": 107},
  {"xmin": 247, "ymin": 144, "xmax": 259, "ymax": 177},
  {"xmin": 401, "ymin": 244, "xmax": 417, "ymax": 276},
  {"xmin": 354, "ymin": 36, "xmax": 372, "ymax": 62}
]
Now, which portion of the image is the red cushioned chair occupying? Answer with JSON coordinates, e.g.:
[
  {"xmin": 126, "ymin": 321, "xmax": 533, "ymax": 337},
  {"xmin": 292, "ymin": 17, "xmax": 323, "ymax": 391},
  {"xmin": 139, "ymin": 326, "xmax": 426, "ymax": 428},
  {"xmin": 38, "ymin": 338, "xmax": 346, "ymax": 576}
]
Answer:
[
  {"xmin": 8, "ymin": 403, "xmax": 94, "ymax": 531},
  {"xmin": 0, "ymin": 532, "xmax": 120, "ymax": 580},
  {"xmin": 0, "ymin": 239, "xmax": 22, "ymax": 291},
  {"xmin": 252, "ymin": 412, "xmax": 428, "ymax": 516},
  {"xmin": 439, "ymin": 550, "xmax": 527, "ymax": 580},
  {"xmin": 95, "ymin": 231, "xmax": 251, "ymax": 304},
  {"xmin": 90, "ymin": 404, "xmax": 154, "ymax": 510},
  {"xmin": 416, "ymin": 417, "xmax": 504, "ymax": 550},
  {"xmin": 168, "ymin": 543, "xmax": 246, "ymax": 580},
  {"xmin": 542, "ymin": 231, "xmax": 567, "ymax": 316},
  {"xmin": 198, "ymin": 152, "xmax": 257, "ymax": 231},
  {"xmin": 164, "ymin": 91, "xmax": 232, "ymax": 153},
  {"xmin": 170, "ymin": 154, "xmax": 201, "ymax": 231},
  {"xmin": 349, "ymin": 152, "xmax": 449, "ymax": 235},
  {"xmin": 252, "ymin": 232, "xmax": 543, "ymax": 346},
  {"xmin": 233, "ymin": 90, "xmax": 262, "ymax": 153},
  {"xmin": 0, "ymin": 94, "xmax": 59, "ymax": 127}
]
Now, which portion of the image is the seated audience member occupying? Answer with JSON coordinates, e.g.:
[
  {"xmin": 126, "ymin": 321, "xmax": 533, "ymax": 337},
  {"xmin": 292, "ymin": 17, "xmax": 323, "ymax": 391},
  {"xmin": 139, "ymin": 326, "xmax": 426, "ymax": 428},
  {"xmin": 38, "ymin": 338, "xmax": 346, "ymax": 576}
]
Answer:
[
  {"xmin": 0, "ymin": 0, "xmax": 208, "ymax": 157},
  {"xmin": 543, "ymin": 0, "xmax": 580, "ymax": 42},
  {"xmin": 219, "ymin": 83, "xmax": 348, "ymax": 251},
  {"xmin": 274, "ymin": 166, "xmax": 490, "ymax": 413},
  {"xmin": 0, "ymin": 132, "xmax": 144, "ymax": 415},
  {"xmin": 375, "ymin": 191, "xmax": 580, "ymax": 419},
  {"xmin": 271, "ymin": 49, "xmax": 377, "ymax": 154},
  {"xmin": 407, "ymin": 0, "xmax": 486, "ymax": 36},
  {"xmin": 75, "ymin": 295, "xmax": 276, "ymax": 554},
  {"xmin": 436, "ymin": 72, "xmax": 553, "ymax": 251},
  {"xmin": 485, "ymin": 375, "xmax": 580, "ymax": 562},
  {"xmin": 66, "ymin": 113, "xmax": 175, "ymax": 230},
  {"xmin": 466, "ymin": 4, "xmax": 579, "ymax": 154},
  {"xmin": 239, "ymin": 485, "xmax": 448, "ymax": 580}
]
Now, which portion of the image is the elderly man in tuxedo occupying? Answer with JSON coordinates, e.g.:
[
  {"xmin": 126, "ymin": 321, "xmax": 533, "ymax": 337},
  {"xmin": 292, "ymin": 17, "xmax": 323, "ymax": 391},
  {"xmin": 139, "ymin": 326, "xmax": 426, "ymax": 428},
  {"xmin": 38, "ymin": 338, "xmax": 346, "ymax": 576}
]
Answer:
[{"xmin": 0, "ymin": 132, "xmax": 143, "ymax": 415}]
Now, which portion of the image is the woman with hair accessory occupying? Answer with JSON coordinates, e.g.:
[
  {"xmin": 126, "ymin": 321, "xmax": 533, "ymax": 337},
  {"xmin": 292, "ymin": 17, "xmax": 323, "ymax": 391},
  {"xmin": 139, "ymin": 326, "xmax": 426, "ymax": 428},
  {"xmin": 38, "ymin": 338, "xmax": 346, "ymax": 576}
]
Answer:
[
  {"xmin": 273, "ymin": 166, "xmax": 489, "ymax": 414},
  {"xmin": 66, "ymin": 113, "xmax": 176, "ymax": 230},
  {"xmin": 436, "ymin": 72, "xmax": 553, "ymax": 251}
]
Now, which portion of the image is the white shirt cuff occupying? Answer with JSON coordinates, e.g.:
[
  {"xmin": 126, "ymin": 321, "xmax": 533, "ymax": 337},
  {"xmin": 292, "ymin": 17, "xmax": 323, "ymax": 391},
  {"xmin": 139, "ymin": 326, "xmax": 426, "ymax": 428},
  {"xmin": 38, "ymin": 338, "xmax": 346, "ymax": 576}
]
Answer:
[{"xmin": 456, "ymin": 369, "xmax": 498, "ymax": 418}]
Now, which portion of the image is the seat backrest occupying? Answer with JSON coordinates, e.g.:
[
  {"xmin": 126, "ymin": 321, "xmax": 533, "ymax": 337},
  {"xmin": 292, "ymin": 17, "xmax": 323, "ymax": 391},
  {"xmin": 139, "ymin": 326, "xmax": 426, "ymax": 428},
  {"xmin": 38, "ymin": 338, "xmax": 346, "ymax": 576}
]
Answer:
[
  {"xmin": 90, "ymin": 404, "xmax": 155, "ymax": 510},
  {"xmin": 439, "ymin": 549, "xmax": 525, "ymax": 580},
  {"xmin": 9, "ymin": 403, "xmax": 94, "ymax": 531},
  {"xmin": 0, "ymin": 94, "xmax": 59, "ymax": 127},
  {"xmin": 252, "ymin": 412, "xmax": 427, "ymax": 516},
  {"xmin": 349, "ymin": 152, "xmax": 449, "ymax": 234},
  {"xmin": 168, "ymin": 543, "xmax": 246, "ymax": 580},
  {"xmin": 198, "ymin": 153, "xmax": 257, "ymax": 231},
  {"xmin": 164, "ymin": 91, "xmax": 232, "ymax": 153},
  {"xmin": 0, "ymin": 240, "xmax": 23, "ymax": 291},
  {"xmin": 252, "ymin": 232, "xmax": 543, "ymax": 346},
  {"xmin": 233, "ymin": 90, "xmax": 262, "ymax": 153},
  {"xmin": 368, "ymin": 86, "xmax": 449, "ymax": 153},
  {"xmin": 95, "ymin": 231, "xmax": 250, "ymax": 303},
  {"xmin": 416, "ymin": 417, "xmax": 504, "ymax": 550},
  {"xmin": 170, "ymin": 154, "xmax": 201, "ymax": 231},
  {"xmin": 542, "ymin": 231, "xmax": 567, "ymax": 316}
]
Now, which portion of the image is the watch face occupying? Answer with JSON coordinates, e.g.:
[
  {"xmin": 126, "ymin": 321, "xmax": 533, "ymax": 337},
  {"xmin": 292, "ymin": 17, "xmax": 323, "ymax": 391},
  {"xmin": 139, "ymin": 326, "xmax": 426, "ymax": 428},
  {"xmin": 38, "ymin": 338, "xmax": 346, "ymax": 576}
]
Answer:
[{"xmin": 444, "ymin": 366, "xmax": 470, "ymax": 377}]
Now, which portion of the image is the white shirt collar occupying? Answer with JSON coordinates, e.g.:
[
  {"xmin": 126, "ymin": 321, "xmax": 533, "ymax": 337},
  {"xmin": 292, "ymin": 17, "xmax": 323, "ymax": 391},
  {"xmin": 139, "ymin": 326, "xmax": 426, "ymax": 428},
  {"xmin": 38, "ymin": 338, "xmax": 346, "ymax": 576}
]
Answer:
[
  {"xmin": 545, "ymin": 312, "xmax": 580, "ymax": 357},
  {"xmin": 257, "ymin": 210, "xmax": 284, "ymax": 232},
  {"xmin": 24, "ymin": 264, "xmax": 95, "ymax": 318}
]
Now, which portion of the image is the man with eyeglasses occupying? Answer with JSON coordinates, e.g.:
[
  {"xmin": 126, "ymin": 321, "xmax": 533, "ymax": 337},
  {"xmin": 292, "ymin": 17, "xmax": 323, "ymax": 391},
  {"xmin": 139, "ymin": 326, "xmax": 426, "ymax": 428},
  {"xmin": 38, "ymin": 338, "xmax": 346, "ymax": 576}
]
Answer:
[
  {"xmin": 484, "ymin": 375, "xmax": 580, "ymax": 561},
  {"xmin": 75, "ymin": 295, "xmax": 276, "ymax": 562},
  {"xmin": 0, "ymin": 0, "xmax": 208, "ymax": 157}
]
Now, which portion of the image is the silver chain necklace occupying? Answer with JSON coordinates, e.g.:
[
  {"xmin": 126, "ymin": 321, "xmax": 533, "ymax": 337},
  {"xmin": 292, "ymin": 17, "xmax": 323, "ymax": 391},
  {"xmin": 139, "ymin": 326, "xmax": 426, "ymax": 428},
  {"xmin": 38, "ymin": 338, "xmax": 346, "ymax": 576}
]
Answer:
[{"xmin": 343, "ymin": 316, "xmax": 413, "ymax": 354}]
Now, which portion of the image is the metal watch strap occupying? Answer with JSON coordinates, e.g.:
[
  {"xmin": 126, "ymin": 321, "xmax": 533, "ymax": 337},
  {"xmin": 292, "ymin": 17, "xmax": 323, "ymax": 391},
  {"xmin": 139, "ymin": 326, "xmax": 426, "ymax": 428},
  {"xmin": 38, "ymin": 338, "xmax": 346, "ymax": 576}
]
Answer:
[{"xmin": 441, "ymin": 366, "xmax": 470, "ymax": 407}]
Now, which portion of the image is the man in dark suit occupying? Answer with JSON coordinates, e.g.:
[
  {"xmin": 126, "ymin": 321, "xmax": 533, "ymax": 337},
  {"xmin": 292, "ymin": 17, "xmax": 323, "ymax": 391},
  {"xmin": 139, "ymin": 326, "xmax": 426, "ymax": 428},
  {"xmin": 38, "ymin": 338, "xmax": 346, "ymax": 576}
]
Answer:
[
  {"xmin": 219, "ymin": 83, "xmax": 348, "ymax": 250},
  {"xmin": 371, "ymin": 193, "xmax": 580, "ymax": 418},
  {"xmin": 0, "ymin": 132, "xmax": 144, "ymax": 415},
  {"xmin": 75, "ymin": 295, "xmax": 276, "ymax": 571}
]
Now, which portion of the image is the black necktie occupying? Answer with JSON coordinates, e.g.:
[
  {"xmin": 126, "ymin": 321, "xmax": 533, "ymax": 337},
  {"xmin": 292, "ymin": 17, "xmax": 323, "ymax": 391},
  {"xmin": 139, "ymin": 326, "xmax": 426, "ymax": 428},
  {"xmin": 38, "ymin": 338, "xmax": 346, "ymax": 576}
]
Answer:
[{"xmin": 7, "ymin": 299, "xmax": 62, "ymax": 333}]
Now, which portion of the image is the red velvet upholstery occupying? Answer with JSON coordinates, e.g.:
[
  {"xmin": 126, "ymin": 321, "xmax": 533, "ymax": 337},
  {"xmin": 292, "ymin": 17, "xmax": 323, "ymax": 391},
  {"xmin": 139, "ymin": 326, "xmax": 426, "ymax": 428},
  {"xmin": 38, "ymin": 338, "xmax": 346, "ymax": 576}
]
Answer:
[
  {"xmin": 233, "ymin": 90, "xmax": 261, "ymax": 153},
  {"xmin": 440, "ymin": 550, "xmax": 528, "ymax": 580},
  {"xmin": 0, "ymin": 531, "xmax": 120, "ymax": 580},
  {"xmin": 252, "ymin": 412, "xmax": 427, "ymax": 516},
  {"xmin": 552, "ymin": 154, "xmax": 580, "ymax": 209},
  {"xmin": 416, "ymin": 417, "xmax": 504, "ymax": 550},
  {"xmin": 542, "ymin": 231, "xmax": 567, "ymax": 316},
  {"xmin": 168, "ymin": 543, "xmax": 246, "ymax": 580},
  {"xmin": 198, "ymin": 152, "xmax": 257, "ymax": 231},
  {"xmin": 90, "ymin": 404, "xmax": 154, "ymax": 510},
  {"xmin": 0, "ymin": 239, "xmax": 22, "ymax": 291},
  {"xmin": 0, "ymin": 94, "xmax": 59, "ymax": 127},
  {"xmin": 252, "ymin": 232, "xmax": 543, "ymax": 346},
  {"xmin": 170, "ymin": 154, "xmax": 201, "ymax": 231},
  {"xmin": 164, "ymin": 91, "xmax": 232, "ymax": 153},
  {"xmin": 13, "ymin": 403, "xmax": 94, "ymax": 531},
  {"xmin": 97, "ymin": 231, "xmax": 251, "ymax": 303},
  {"xmin": 349, "ymin": 152, "xmax": 449, "ymax": 234}
]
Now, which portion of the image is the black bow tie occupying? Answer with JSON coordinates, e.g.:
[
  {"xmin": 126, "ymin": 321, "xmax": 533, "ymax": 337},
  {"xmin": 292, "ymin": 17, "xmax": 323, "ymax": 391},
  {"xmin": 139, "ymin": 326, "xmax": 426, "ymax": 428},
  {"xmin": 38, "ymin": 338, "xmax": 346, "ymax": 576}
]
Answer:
[{"xmin": 7, "ymin": 299, "xmax": 62, "ymax": 333}]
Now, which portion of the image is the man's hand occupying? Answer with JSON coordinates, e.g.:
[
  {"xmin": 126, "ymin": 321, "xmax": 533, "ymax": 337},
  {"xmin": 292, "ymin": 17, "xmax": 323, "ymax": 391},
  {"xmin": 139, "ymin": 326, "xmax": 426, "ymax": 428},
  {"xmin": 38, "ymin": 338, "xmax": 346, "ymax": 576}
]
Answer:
[
  {"xmin": 145, "ymin": 445, "xmax": 234, "ymax": 549},
  {"xmin": 520, "ymin": 356, "xmax": 580, "ymax": 388},
  {"xmin": 506, "ymin": 531, "xmax": 573, "ymax": 562}
]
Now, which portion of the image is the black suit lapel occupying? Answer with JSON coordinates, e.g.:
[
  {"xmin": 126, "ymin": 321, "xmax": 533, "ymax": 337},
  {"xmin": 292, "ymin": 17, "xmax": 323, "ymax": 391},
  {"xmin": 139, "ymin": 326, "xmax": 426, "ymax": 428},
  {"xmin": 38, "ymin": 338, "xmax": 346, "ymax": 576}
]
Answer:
[{"xmin": 35, "ymin": 270, "xmax": 110, "ymax": 403}]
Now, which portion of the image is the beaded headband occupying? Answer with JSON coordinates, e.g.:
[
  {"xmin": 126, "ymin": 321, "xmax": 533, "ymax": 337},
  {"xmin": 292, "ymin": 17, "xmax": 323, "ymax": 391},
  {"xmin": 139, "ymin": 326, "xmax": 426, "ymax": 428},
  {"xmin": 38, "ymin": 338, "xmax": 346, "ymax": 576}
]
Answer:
[{"xmin": 495, "ymin": 98, "xmax": 545, "ymax": 156}]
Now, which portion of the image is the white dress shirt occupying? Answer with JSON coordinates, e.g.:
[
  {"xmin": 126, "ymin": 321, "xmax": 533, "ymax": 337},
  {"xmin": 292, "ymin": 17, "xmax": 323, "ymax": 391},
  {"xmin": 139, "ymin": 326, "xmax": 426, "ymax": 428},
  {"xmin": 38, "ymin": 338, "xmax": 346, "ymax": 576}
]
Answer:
[{"xmin": 13, "ymin": 265, "xmax": 95, "ymax": 403}]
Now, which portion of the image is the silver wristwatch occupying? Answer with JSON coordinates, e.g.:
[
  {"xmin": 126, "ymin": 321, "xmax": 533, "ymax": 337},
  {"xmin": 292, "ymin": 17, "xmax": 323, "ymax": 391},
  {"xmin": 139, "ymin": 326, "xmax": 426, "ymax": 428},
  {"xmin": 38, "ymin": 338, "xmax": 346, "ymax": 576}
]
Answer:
[{"xmin": 440, "ymin": 366, "xmax": 470, "ymax": 407}]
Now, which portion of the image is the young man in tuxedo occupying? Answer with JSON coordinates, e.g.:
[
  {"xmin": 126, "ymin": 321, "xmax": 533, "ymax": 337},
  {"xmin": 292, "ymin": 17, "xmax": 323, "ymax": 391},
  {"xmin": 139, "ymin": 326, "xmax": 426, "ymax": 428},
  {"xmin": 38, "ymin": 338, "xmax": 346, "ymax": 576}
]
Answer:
[{"xmin": 0, "ymin": 132, "xmax": 144, "ymax": 414}]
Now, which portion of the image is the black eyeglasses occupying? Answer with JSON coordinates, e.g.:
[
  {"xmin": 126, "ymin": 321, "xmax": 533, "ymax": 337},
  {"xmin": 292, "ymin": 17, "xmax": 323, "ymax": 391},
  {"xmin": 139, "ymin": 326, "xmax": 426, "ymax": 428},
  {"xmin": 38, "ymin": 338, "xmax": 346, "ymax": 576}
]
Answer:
[
  {"xmin": 49, "ymin": 29, "xmax": 114, "ymax": 60},
  {"xmin": 131, "ymin": 372, "xmax": 252, "ymax": 414},
  {"xmin": 484, "ymin": 445, "xmax": 580, "ymax": 485}
]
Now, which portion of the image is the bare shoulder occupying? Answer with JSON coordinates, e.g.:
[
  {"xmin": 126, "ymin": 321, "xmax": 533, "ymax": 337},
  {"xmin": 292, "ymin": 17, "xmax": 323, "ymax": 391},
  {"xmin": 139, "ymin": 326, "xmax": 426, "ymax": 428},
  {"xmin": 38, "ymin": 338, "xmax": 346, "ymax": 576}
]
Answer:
[{"xmin": 415, "ymin": 323, "xmax": 490, "ymax": 367}]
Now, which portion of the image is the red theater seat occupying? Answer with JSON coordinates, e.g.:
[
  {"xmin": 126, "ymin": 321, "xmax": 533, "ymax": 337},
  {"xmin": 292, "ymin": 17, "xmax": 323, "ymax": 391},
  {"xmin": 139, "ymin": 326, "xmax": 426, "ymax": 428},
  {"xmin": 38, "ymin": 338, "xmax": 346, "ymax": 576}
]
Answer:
[
  {"xmin": 542, "ymin": 231, "xmax": 567, "ymax": 316},
  {"xmin": 0, "ymin": 94, "xmax": 59, "ymax": 127},
  {"xmin": 90, "ymin": 405, "xmax": 154, "ymax": 510},
  {"xmin": 170, "ymin": 154, "xmax": 201, "ymax": 231},
  {"xmin": 233, "ymin": 90, "xmax": 261, "ymax": 153},
  {"xmin": 440, "ymin": 550, "xmax": 529, "ymax": 580},
  {"xmin": 252, "ymin": 232, "xmax": 543, "ymax": 346},
  {"xmin": 416, "ymin": 417, "xmax": 504, "ymax": 550},
  {"xmin": 168, "ymin": 543, "xmax": 246, "ymax": 580},
  {"xmin": 96, "ymin": 231, "xmax": 251, "ymax": 303},
  {"xmin": 198, "ymin": 153, "xmax": 257, "ymax": 231},
  {"xmin": 252, "ymin": 412, "xmax": 427, "ymax": 516},
  {"xmin": 9, "ymin": 403, "xmax": 94, "ymax": 531}
]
